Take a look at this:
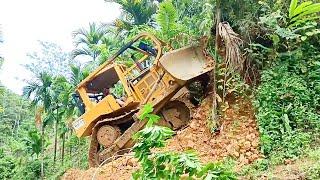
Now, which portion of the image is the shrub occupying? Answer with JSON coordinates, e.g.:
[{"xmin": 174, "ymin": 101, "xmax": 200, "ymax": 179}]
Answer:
[
  {"xmin": 254, "ymin": 45, "xmax": 320, "ymax": 158},
  {"xmin": 0, "ymin": 150, "xmax": 16, "ymax": 179}
]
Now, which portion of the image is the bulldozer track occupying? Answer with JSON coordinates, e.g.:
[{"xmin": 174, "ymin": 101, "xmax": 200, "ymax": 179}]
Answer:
[
  {"xmin": 89, "ymin": 100, "xmax": 191, "ymax": 167},
  {"xmin": 89, "ymin": 109, "xmax": 138, "ymax": 167}
]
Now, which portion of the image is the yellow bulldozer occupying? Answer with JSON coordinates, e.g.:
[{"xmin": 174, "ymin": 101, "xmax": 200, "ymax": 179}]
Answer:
[{"xmin": 71, "ymin": 32, "xmax": 214, "ymax": 167}]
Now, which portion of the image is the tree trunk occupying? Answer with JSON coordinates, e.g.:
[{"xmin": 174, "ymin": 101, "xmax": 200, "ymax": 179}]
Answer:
[
  {"xmin": 61, "ymin": 132, "xmax": 65, "ymax": 165},
  {"xmin": 17, "ymin": 113, "xmax": 21, "ymax": 136},
  {"xmin": 69, "ymin": 130, "xmax": 72, "ymax": 159},
  {"xmin": 41, "ymin": 123, "xmax": 45, "ymax": 180},
  {"xmin": 215, "ymin": 0, "xmax": 222, "ymax": 53},
  {"xmin": 53, "ymin": 108, "xmax": 58, "ymax": 164},
  {"xmin": 211, "ymin": 0, "xmax": 221, "ymax": 124}
]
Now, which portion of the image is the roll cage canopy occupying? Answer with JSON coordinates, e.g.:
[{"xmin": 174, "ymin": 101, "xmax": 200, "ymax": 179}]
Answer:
[{"xmin": 76, "ymin": 32, "xmax": 165, "ymax": 92}]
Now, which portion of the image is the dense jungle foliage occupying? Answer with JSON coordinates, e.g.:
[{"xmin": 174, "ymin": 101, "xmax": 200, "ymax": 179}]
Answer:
[{"xmin": 0, "ymin": 0, "xmax": 319, "ymax": 179}]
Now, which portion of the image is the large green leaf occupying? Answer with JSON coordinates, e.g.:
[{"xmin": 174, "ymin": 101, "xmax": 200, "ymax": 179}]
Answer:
[
  {"xmin": 289, "ymin": 0, "xmax": 299, "ymax": 18},
  {"xmin": 290, "ymin": 3, "xmax": 320, "ymax": 22},
  {"xmin": 291, "ymin": 1, "xmax": 313, "ymax": 18}
]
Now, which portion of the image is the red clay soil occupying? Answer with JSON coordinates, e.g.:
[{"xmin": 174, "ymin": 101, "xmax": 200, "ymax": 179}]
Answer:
[
  {"xmin": 62, "ymin": 97, "xmax": 261, "ymax": 180},
  {"xmin": 62, "ymin": 155, "xmax": 139, "ymax": 180},
  {"xmin": 165, "ymin": 97, "xmax": 261, "ymax": 166}
]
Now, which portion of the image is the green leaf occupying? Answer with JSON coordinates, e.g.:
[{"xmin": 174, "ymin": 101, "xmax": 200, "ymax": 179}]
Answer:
[
  {"xmin": 204, "ymin": 173, "xmax": 214, "ymax": 180},
  {"xmin": 289, "ymin": 0, "xmax": 299, "ymax": 18},
  {"xmin": 301, "ymin": 36, "xmax": 307, "ymax": 41},
  {"xmin": 290, "ymin": 3, "xmax": 320, "ymax": 23},
  {"xmin": 271, "ymin": 34, "xmax": 280, "ymax": 45},
  {"xmin": 139, "ymin": 103, "xmax": 154, "ymax": 120},
  {"xmin": 292, "ymin": 1, "xmax": 313, "ymax": 17},
  {"xmin": 146, "ymin": 114, "xmax": 160, "ymax": 127},
  {"xmin": 289, "ymin": 16, "xmax": 320, "ymax": 27}
]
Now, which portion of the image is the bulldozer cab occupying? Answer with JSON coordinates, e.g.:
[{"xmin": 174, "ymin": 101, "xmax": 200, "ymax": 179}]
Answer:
[{"xmin": 72, "ymin": 33, "xmax": 166, "ymax": 137}]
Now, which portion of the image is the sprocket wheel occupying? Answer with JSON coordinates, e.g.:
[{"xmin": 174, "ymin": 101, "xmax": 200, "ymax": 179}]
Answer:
[
  {"xmin": 89, "ymin": 124, "xmax": 120, "ymax": 167},
  {"xmin": 161, "ymin": 100, "xmax": 191, "ymax": 130},
  {"xmin": 97, "ymin": 125, "xmax": 121, "ymax": 148},
  {"xmin": 88, "ymin": 110, "xmax": 137, "ymax": 167}
]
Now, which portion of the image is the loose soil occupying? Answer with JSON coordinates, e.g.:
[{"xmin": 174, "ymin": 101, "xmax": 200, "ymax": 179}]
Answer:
[{"xmin": 62, "ymin": 96, "xmax": 261, "ymax": 180}]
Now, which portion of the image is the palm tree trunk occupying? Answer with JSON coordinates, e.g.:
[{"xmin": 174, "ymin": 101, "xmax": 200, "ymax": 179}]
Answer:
[
  {"xmin": 17, "ymin": 113, "xmax": 21, "ymax": 135},
  {"xmin": 12, "ymin": 113, "xmax": 18, "ymax": 136},
  {"xmin": 41, "ymin": 123, "xmax": 45, "ymax": 180},
  {"xmin": 69, "ymin": 130, "xmax": 72, "ymax": 159},
  {"xmin": 61, "ymin": 132, "xmax": 65, "ymax": 165},
  {"xmin": 53, "ymin": 108, "xmax": 58, "ymax": 164}
]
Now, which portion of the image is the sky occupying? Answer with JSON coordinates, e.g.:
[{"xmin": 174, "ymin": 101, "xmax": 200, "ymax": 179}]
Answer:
[{"xmin": 0, "ymin": 0, "xmax": 121, "ymax": 94}]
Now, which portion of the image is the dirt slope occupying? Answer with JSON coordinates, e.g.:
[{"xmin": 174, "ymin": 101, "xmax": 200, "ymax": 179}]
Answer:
[
  {"xmin": 165, "ymin": 97, "xmax": 261, "ymax": 166},
  {"xmin": 62, "ymin": 97, "xmax": 261, "ymax": 180}
]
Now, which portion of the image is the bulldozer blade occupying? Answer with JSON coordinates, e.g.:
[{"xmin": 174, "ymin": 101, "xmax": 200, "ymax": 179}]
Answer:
[{"xmin": 159, "ymin": 46, "xmax": 214, "ymax": 82}]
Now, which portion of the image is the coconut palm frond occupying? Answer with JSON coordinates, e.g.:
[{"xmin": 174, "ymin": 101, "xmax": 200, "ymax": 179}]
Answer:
[
  {"xmin": 106, "ymin": 0, "xmax": 156, "ymax": 25},
  {"xmin": 72, "ymin": 22, "xmax": 110, "ymax": 60},
  {"xmin": 70, "ymin": 65, "xmax": 90, "ymax": 86},
  {"xmin": 73, "ymin": 36, "xmax": 90, "ymax": 47},
  {"xmin": 23, "ymin": 72, "xmax": 54, "ymax": 110},
  {"xmin": 71, "ymin": 48, "xmax": 93, "ymax": 59},
  {"xmin": 70, "ymin": 65, "xmax": 82, "ymax": 86},
  {"xmin": 96, "ymin": 24, "xmax": 110, "ymax": 36},
  {"xmin": 23, "ymin": 80, "xmax": 42, "ymax": 100},
  {"xmin": 72, "ymin": 27, "xmax": 88, "ymax": 38},
  {"xmin": 218, "ymin": 22, "xmax": 243, "ymax": 73}
]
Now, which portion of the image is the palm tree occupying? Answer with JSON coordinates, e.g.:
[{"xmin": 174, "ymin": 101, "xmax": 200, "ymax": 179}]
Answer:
[
  {"xmin": 50, "ymin": 76, "xmax": 73, "ymax": 165},
  {"xmin": 53, "ymin": 78, "xmax": 76, "ymax": 165},
  {"xmin": 23, "ymin": 72, "xmax": 53, "ymax": 111},
  {"xmin": 53, "ymin": 67, "xmax": 89, "ymax": 164},
  {"xmin": 72, "ymin": 23, "xmax": 109, "ymax": 61},
  {"xmin": 23, "ymin": 72, "xmax": 54, "ymax": 179},
  {"xmin": 106, "ymin": 0, "xmax": 157, "ymax": 32},
  {"xmin": 70, "ymin": 65, "xmax": 90, "ymax": 87}
]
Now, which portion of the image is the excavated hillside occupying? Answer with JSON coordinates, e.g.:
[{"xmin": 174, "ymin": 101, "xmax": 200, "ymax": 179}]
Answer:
[{"xmin": 62, "ymin": 96, "xmax": 261, "ymax": 180}]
